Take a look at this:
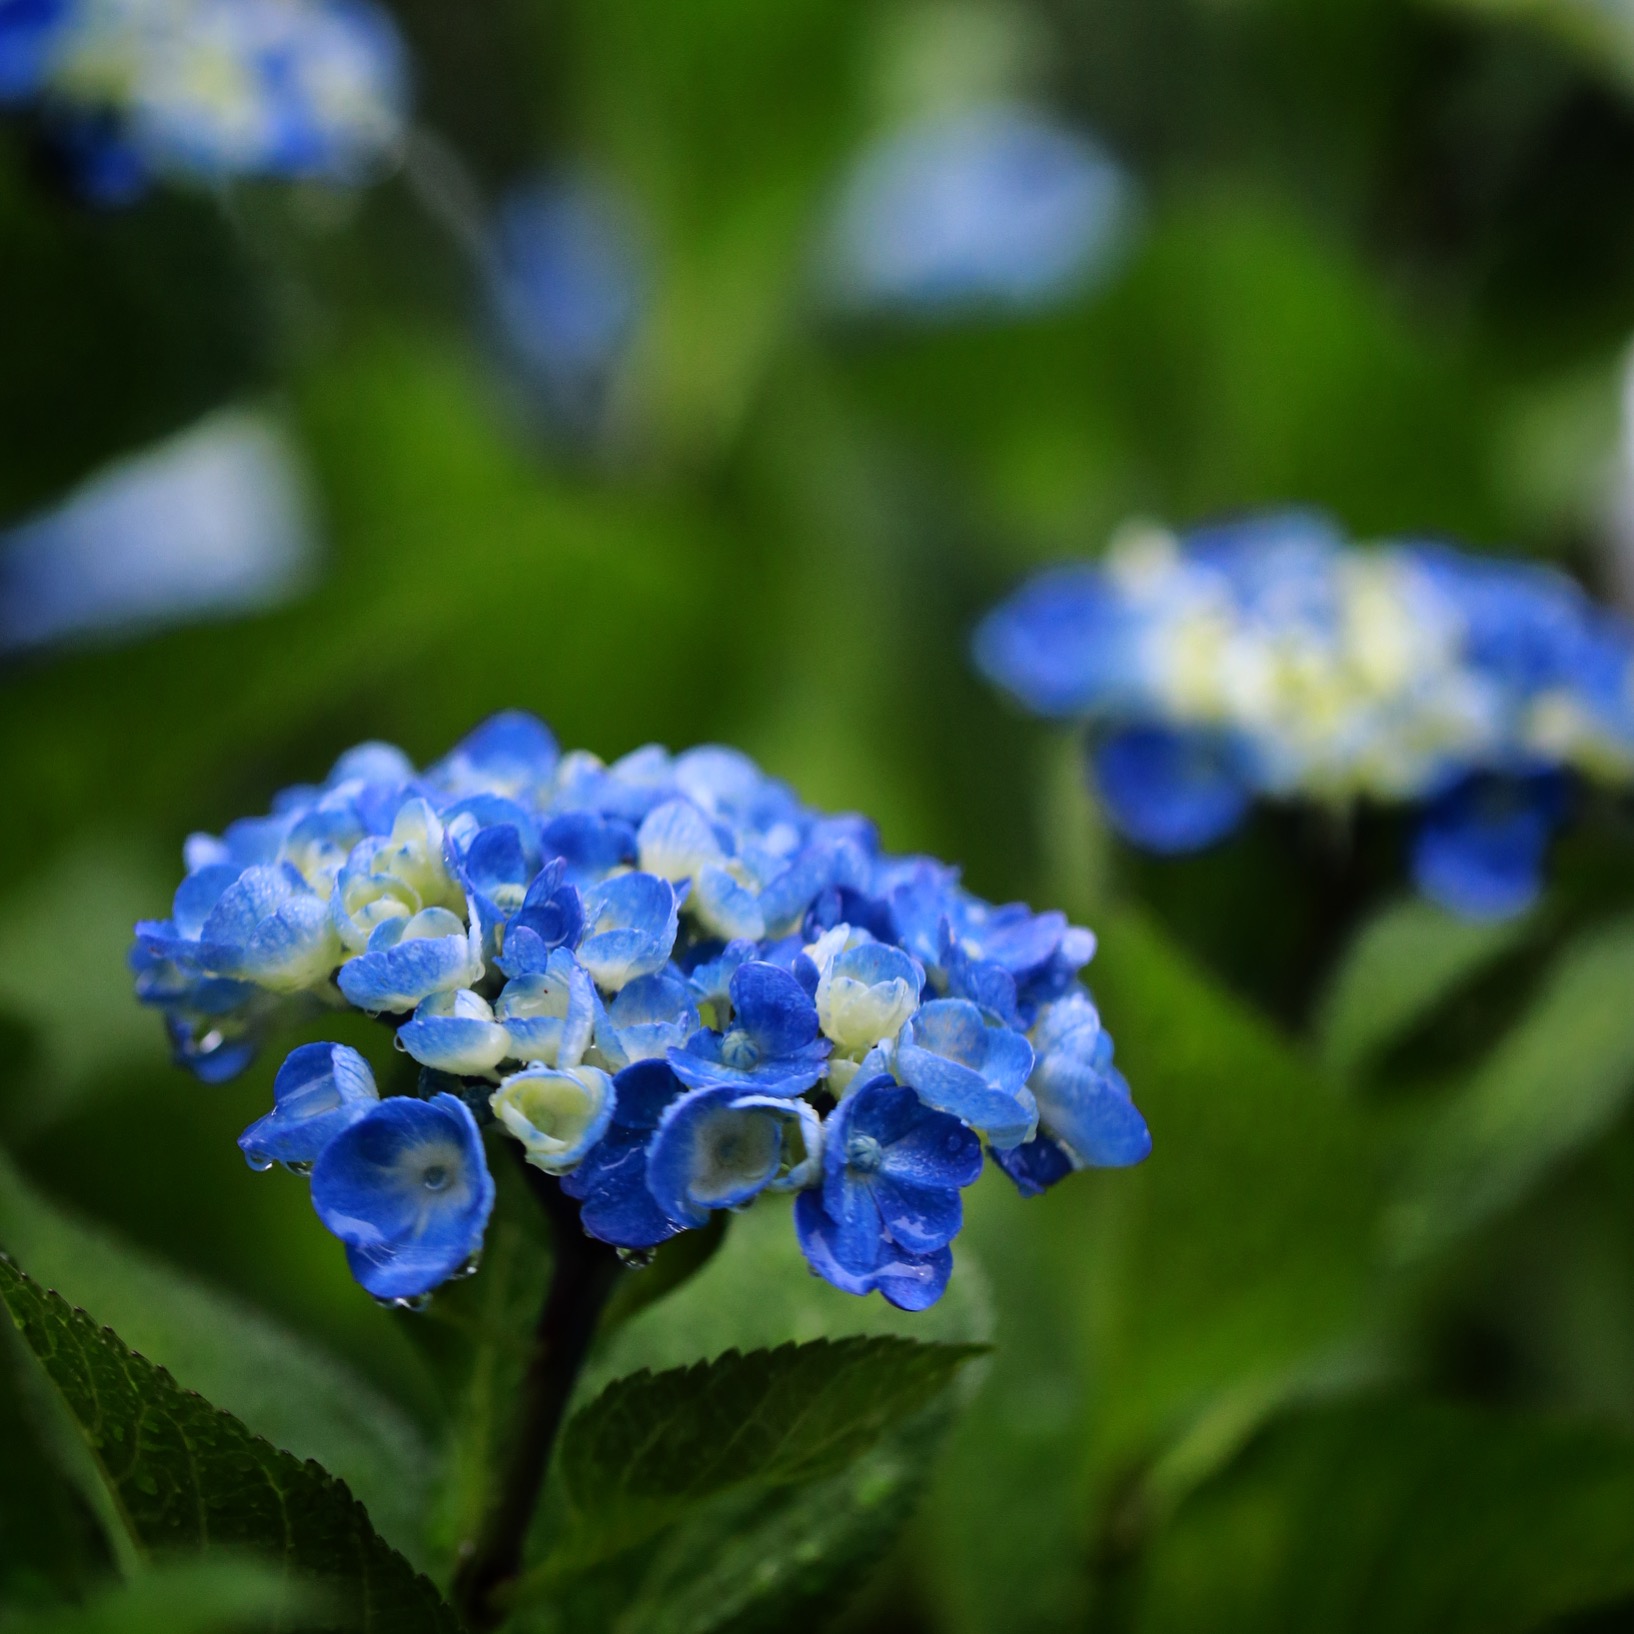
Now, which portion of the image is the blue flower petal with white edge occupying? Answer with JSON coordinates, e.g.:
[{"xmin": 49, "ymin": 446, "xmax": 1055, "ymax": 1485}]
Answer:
[
  {"xmin": 490, "ymin": 1063, "xmax": 615, "ymax": 1174},
  {"xmin": 430, "ymin": 709, "xmax": 559, "ymax": 802},
  {"xmin": 577, "ymin": 871, "xmax": 679, "ymax": 991},
  {"xmin": 1411, "ymin": 772, "xmax": 1565, "ymax": 922},
  {"xmin": 496, "ymin": 858, "xmax": 585, "ymax": 977},
  {"xmin": 491, "ymin": 951, "xmax": 594, "ymax": 1070},
  {"xmin": 669, "ymin": 960, "xmax": 829, "ymax": 1097},
  {"xmin": 398, "ymin": 988, "xmax": 513, "ymax": 1076},
  {"xmin": 337, "ymin": 906, "xmax": 482, "ymax": 1013},
  {"xmin": 1090, "ymin": 726, "xmax": 1251, "ymax": 854},
  {"xmin": 199, "ymin": 864, "xmax": 342, "ymax": 991},
  {"xmin": 894, "ymin": 998, "xmax": 1037, "ymax": 1149},
  {"xmin": 238, "ymin": 1041, "xmax": 378, "ymax": 1170},
  {"xmin": 560, "ymin": 1059, "xmax": 686, "ymax": 1248},
  {"xmin": 310, "ymin": 1093, "xmax": 495, "ymax": 1301},
  {"xmin": 645, "ymin": 1084, "xmax": 821, "ymax": 1229},
  {"xmin": 809, "ymin": 927, "xmax": 924, "ymax": 1054},
  {"xmin": 591, "ymin": 967, "xmax": 700, "ymax": 1070}
]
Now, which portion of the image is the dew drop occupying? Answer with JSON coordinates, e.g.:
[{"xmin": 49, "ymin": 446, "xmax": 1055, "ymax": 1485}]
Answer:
[
  {"xmin": 282, "ymin": 1159, "xmax": 314, "ymax": 1177},
  {"xmin": 451, "ymin": 1252, "xmax": 482, "ymax": 1280},
  {"xmin": 244, "ymin": 1150, "xmax": 274, "ymax": 1173},
  {"xmin": 616, "ymin": 1246, "xmax": 656, "ymax": 1270},
  {"xmin": 376, "ymin": 1293, "xmax": 433, "ymax": 1313}
]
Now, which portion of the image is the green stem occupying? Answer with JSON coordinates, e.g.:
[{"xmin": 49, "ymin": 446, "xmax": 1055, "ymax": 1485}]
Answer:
[{"xmin": 452, "ymin": 1161, "xmax": 620, "ymax": 1631}]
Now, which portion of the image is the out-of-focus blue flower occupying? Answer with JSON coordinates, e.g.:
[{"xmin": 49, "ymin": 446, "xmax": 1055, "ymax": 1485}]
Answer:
[
  {"xmin": 310, "ymin": 1093, "xmax": 494, "ymax": 1301},
  {"xmin": 794, "ymin": 1076, "xmax": 981, "ymax": 1312},
  {"xmin": 824, "ymin": 103, "xmax": 1133, "ymax": 319},
  {"xmin": 977, "ymin": 512, "xmax": 1634, "ymax": 920},
  {"xmin": 0, "ymin": 412, "xmax": 315, "ymax": 653},
  {"xmin": 489, "ymin": 1064, "xmax": 615, "ymax": 1174},
  {"xmin": 140, "ymin": 713, "xmax": 1138, "ymax": 1305},
  {"xmin": 559, "ymin": 1059, "xmax": 684, "ymax": 1249},
  {"xmin": 669, "ymin": 960, "xmax": 830, "ymax": 1097},
  {"xmin": 1410, "ymin": 772, "xmax": 1567, "ymax": 922},
  {"xmin": 646, "ymin": 1084, "xmax": 822, "ymax": 1229},
  {"xmin": 0, "ymin": 0, "xmax": 70, "ymax": 101},
  {"xmin": 1090, "ymin": 725, "xmax": 1253, "ymax": 853},
  {"xmin": 238, "ymin": 1041, "xmax": 377, "ymax": 1170},
  {"xmin": 487, "ymin": 175, "xmax": 645, "ymax": 424},
  {"xmin": 12, "ymin": 0, "xmax": 408, "ymax": 200},
  {"xmin": 894, "ymin": 998, "xmax": 1036, "ymax": 1148}
]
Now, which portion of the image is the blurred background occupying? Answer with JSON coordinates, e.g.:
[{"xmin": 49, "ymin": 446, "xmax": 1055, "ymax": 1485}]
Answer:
[{"xmin": 11, "ymin": 0, "xmax": 1634, "ymax": 1627}]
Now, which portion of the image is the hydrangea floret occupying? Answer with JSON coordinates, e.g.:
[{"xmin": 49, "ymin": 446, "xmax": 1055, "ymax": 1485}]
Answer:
[
  {"xmin": 0, "ymin": 0, "xmax": 406, "ymax": 203},
  {"xmin": 132, "ymin": 712, "xmax": 1148, "ymax": 1308},
  {"xmin": 976, "ymin": 511, "xmax": 1634, "ymax": 921}
]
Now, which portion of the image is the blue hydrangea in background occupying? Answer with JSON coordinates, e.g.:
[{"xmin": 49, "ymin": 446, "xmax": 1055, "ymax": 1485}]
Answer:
[
  {"xmin": 0, "ymin": 410, "xmax": 316, "ymax": 652},
  {"xmin": 822, "ymin": 101, "xmax": 1134, "ymax": 318},
  {"xmin": 975, "ymin": 512, "xmax": 1634, "ymax": 921},
  {"xmin": 486, "ymin": 174, "xmax": 647, "ymax": 431},
  {"xmin": 0, "ymin": 0, "xmax": 407, "ymax": 202},
  {"xmin": 132, "ymin": 712, "xmax": 1147, "ymax": 1307}
]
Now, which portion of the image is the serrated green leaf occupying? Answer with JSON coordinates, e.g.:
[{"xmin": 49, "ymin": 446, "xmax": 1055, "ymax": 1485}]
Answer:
[
  {"xmin": 1133, "ymin": 1397, "xmax": 1634, "ymax": 1634},
  {"xmin": 1315, "ymin": 897, "xmax": 1528, "ymax": 1082},
  {"xmin": 513, "ymin": 1392, "xmax": 959, "ymax": 1634},
  {"xmin": 0, "ymin": 1258, "xmax": 461, "ymax": 1634},
  {"xmin": 551, "ymin": 1336, "xmax": 981, "ymax": 1569},
  {"xmin": 1388, "ymin": 916, "xmax": 1634, "ymax": 1259},
  {"xmin": 0, "ymin": 1148, "xmax": 430, "ymax": 1564}
]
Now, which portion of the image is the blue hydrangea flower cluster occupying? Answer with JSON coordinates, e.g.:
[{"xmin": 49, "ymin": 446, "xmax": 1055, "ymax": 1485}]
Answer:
[
  {"xmin": 0, "ymin": 0, "xmax": 406, "ymax": 203},
  {"xmin": 976, "ymin": 511, "xmax": 1634, "ymax": 921},
  {"xmin": 132, "ymin": 714, "xmax": 1148, "ymax": 1310},
  {"xmin": 823, "ymin": 102, "xmax": 1133, "ymax": 319}
]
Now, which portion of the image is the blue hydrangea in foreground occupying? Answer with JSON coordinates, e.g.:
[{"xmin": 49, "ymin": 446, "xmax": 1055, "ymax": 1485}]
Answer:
[
  {"xmin": 975, "ymin": 511, "xmax": 1634, "ymax": 920},
  {"xmin": 132, "ymin": 714, "xmax": 1148, "ymax": 1307},
  {"xmin": 1, "ymin": 0, "xmax": 406, "ymax": 202}
]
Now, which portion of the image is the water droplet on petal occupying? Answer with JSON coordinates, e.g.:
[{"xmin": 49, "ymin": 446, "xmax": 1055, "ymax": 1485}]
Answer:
[
  {"xmin": 375, "ymin": 1293, "xmax": 433, "ymax": 1313},
  {"xmin": 452, "ymin": 1252, "xmax": 482, "ymax": 1280},
  {"xmin": 282, "ymin": 1159, "xmax": 314, "ymax": 1177},
  {"xmin": 244, "ymin": 1150, "xmax": 274, "ymax": 1173},
  {"xmin": 616, "ymin": 1246, "xmax": 656, "ymax": 1270}
]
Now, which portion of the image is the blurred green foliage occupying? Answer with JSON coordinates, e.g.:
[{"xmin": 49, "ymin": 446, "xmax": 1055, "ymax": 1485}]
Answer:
[{"xmin": 10, "ymin": 0, "xmax": 1634, "ymax": 1628}]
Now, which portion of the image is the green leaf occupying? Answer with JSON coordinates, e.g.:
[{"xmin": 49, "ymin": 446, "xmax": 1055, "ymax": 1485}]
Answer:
[
  {"xmin": 0, "ymin": 1149, "xmax": 430, "ymax": 1564},
  {"xmin": 0, "ymin": 1257, "xmax": 461, "ymax": 1634},
  {"xmin": 552, "ymin": 1336, "xmax": 982, "ymax": 1567},
  {"xmin": 1388, "ymin": 915, "xmax": 1634, "ymax": 1259},
  {"xmin": 1315, "ymin": 896, "xmax": 1529, "ymax": 1083},
  {"xmin": 919, "ymin": 907, "xmax": 1387, "ymax": 1634},
  {"xmin": 1133, "ymin": 1397, "xmax": 1634, "ymax": 1634},
  {"xmin": 0, "ymin": 1561, "xmax": 325, "ymax": 1634}
]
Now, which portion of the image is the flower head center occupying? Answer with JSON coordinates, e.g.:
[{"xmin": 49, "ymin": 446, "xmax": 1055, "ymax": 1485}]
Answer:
[
  {"xmin": 422, "ymin": 1163, "xmax": 451, "ymax": 1192},
  {"xmin": 721, "ymin": 1029, "xmax": 759, "ymax": 1070},
  {"xmin": 845, "ymin": 1133, "xmax": 884, "ymax": 1173}
]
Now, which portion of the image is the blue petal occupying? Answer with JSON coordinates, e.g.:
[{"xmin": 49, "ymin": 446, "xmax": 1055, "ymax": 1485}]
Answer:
[
  {"xmin": 1411, "ymin": 773, "xmax": 1563, "ymax": 922},
  {"xmin": 730, "ymin": 961, "xmax": 822, "ymax": 1056},
  {"xmin": 560, "ymin": 1126, "xmax": 682, "ymax": 1248},
  {"xmin": 992, "ymin": 1134, "xmax": 1077, "ymax": 1197},
  {"xmin": 310, "ymin": 1094, "xmax": 495, "ymax": 1300},
  {"xmin": 238, "ymin": 1042, "xmax": 378, "ymax": 1170},
  {"xmin": 1090, "ymin": 726, "xmax": 1251, "ymax": 854},
  {"xmin": 646, "ymin": 1085, "xmax": 787, "ymax": 1228},
  {"xmin": 793, "ymin": 1191, "xmax": 952, "ymax": 1311}
]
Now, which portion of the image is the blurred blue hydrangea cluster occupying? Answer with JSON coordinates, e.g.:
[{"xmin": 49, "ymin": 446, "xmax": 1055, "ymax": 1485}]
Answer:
[
  {"xmin": 977, "ymin": 512, "xmax": 1634, "ymax": 921},
  {"xmin": 823, "ymin": 102, "xmax": 1133, "ymax": 318},
  {"xmin": 131, "ymin": 713, "xmax": 1148, "ymax": 1309},
  {"xmin": 0, "ymin": 0, "xmax": 405, "ymax": 201}
]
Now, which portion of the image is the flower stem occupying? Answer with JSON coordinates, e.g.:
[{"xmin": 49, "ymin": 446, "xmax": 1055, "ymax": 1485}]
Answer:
[{"xmin": 453, "ymin": 1160, "xmax": 621, "ymax": 1631}]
